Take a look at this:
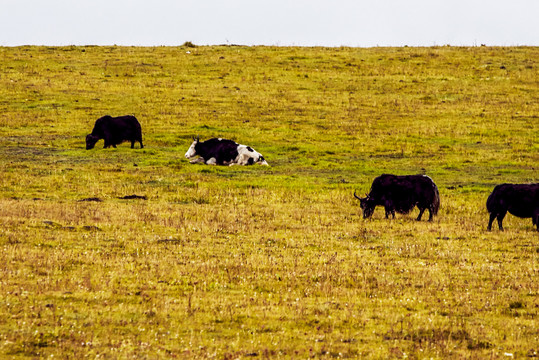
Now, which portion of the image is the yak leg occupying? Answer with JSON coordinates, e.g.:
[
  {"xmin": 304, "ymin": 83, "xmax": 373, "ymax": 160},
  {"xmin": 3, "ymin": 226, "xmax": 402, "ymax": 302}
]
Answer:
[
  {"xmin": 487, "ymin": 213, "xmax": 497, "ymax": 231},
  {"xmin": 384, "ymin": 200, "xmax": 394, "ymax": 219},
  {"xmin": 416, "ymin": 208, "xmax": 425, "ymax": 221},
  {"xmin": 131, "ymin": 141, "xmax": 135, "ymax": 149},
  {"xmin": 427, "ymin": 208, "xmax": 434, "ymax": 222},
  {"xmin": 104, "ymin": 135, "xmax": 115, "ymax": 149},
  {"xmin": 496, "ymin": 211, "xmax": 506, "ymax": 231}
]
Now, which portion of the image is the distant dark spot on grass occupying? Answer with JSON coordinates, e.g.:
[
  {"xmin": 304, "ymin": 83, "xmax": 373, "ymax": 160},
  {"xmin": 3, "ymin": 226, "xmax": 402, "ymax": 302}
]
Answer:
[
  {"xmin": 81, "ymin": 225, "xmax": 101, "ymax": 231},
  {"xmin": 43, "ymin": 220, "xmax": 62, "ymax": 228},
  {"xmin": 467, "ymin": 340, "xmax": 493, "ymax": 350},
  {"xmin": 79, "ymin": 197, "xmax": 103, "ymax": 202},
  {"xmin": 118, "ymin": 194, "xmax": 147, "ymax": 200},
  {"xmin": 509, "ymin": 301, "xmax": 524, "ymax": 309}
]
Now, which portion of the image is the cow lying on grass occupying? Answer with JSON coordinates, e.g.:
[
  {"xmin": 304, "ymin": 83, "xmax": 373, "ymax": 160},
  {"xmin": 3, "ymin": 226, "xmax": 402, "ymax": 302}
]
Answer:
[
  {"xmin": 184, "ymin": 137, "xmax": 268, "ymax": 166},
  {"xmin": 486, "ymin": 183, "xmax": 539, "ymax": 231},
  {"xmin": 355, "ymin": 174, "xmax": 440, "ymax": 221},
  {"xmin": 86, "ymin": 115, "xmax": 143, "ymax": 150}
]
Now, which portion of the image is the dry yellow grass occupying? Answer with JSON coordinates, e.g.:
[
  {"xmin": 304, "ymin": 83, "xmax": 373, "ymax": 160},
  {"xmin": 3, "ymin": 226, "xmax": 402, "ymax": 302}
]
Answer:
[{"xmin": 0, "ymin": 45, "xmax": 537, "ymax": 358}]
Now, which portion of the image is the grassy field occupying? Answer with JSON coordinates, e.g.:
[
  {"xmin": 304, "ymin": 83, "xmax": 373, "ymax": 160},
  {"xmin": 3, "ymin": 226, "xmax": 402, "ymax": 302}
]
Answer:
[{"xmin": 0, "ymin": 45, "xmax": 537, "ymax": 359}]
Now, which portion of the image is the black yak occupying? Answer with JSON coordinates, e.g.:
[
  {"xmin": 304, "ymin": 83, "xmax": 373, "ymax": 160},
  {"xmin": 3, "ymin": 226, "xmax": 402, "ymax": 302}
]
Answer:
[
  {"xmin": 184, "ymin": 137, "xmax": 268, "ymax": 166},
  {"xmin": 354, "ymin": 174, "xmax": 440, "ymax": 221},
  {"xmin": 486, "ymin": 183, "xmax": 539, "ymax": 231},
  {"xmin": 86, "ymin": 115, "xmax": 143, "ymax": 150}
]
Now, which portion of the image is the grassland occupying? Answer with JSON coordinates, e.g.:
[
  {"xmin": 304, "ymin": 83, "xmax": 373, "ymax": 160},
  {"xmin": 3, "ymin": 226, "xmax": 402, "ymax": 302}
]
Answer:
[{"xmin": 0, "ymin": 45, "xmax": 537, "ymax": 359}]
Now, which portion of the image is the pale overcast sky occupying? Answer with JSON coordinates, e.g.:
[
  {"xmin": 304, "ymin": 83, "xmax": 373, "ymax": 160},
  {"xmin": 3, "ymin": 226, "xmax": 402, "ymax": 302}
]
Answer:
[{"xmin": 1, "ymin": 0, "xmax": 538, "ymax": 47}]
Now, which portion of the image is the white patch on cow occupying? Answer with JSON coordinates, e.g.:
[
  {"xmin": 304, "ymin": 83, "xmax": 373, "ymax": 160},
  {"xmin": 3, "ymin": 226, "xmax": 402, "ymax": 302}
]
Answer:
[
  {"xmin": 206, "ymin": 157, "xmax": 217, "ymax": 165},
  {"xmin": 232, "ymin": 145, "xmax": 269, "ymax": 166},
  {"xmin": 185, "ymin": 140, "xmax": 197, "ymax": 159},
  {"xmin": 190, "ymin": 157, "xmax": 205, "ymax": 164}
]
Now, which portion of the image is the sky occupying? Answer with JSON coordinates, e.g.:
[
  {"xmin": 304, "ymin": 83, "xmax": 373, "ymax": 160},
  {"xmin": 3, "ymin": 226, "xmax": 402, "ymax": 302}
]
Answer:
[{"xmin": 1, "ymin": 0, "xmax": 538, "ymax": 47}]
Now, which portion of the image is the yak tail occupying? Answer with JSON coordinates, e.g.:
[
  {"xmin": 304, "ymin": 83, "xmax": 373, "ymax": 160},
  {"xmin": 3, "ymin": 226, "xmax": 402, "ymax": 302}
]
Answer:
[
  {"xmin": 486, "ymin": 192, "xmax": 495, "ymax": 213},
  {"xmin": 485, "ymin": 185, "xmax": 502, "ymax": 213},
  {"xmin": 432, "ymin": 182, "xmax": 440, "ymax": 215}
]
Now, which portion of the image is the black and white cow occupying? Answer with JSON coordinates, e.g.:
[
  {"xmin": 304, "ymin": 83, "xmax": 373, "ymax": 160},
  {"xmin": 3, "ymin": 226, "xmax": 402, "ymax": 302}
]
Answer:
[
  {"xmin": 354, "ymin": 174, "xmax": 440, "ymax": 221},
  {"xmin": 486, "ymin": 183, "xmax": 539, "ymax": 231},
  {"xmin": 184, "ymin": 137, "xmax": 268, "ymax": 166}
]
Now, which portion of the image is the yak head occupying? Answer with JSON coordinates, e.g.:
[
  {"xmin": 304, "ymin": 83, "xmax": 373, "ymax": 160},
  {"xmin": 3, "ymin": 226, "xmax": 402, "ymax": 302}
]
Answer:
[
  {"xmin": 85, "ymin": 134, "xmax": 100, "ymax": 150},
  {"xmin": 184, "ymin": 136, "xmax": 200, "ymax": 159},
  {"xmin": 354, "ymin": 191, "xmax": 376, "ymax": 219}
]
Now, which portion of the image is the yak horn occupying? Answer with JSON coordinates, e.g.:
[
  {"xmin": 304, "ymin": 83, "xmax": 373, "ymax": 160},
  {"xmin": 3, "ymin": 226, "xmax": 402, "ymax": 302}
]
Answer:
[{"xmin": 353, "ymin": 191, "xmax": 361, "ymax": 200}]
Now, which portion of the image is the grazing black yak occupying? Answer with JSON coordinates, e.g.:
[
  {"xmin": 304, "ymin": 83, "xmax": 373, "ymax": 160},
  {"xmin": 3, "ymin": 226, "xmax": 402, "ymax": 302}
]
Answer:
[
  {"xmin": 354, "ymin": 174, "xmax": 440, "ymax": 221},
  {"xmin": 486, "ymin": 183, "xmax": 539, "ymax": 231},
  {"xmin": 86, "ymin": 115, "xmax": 143, "ymax": 150}
]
